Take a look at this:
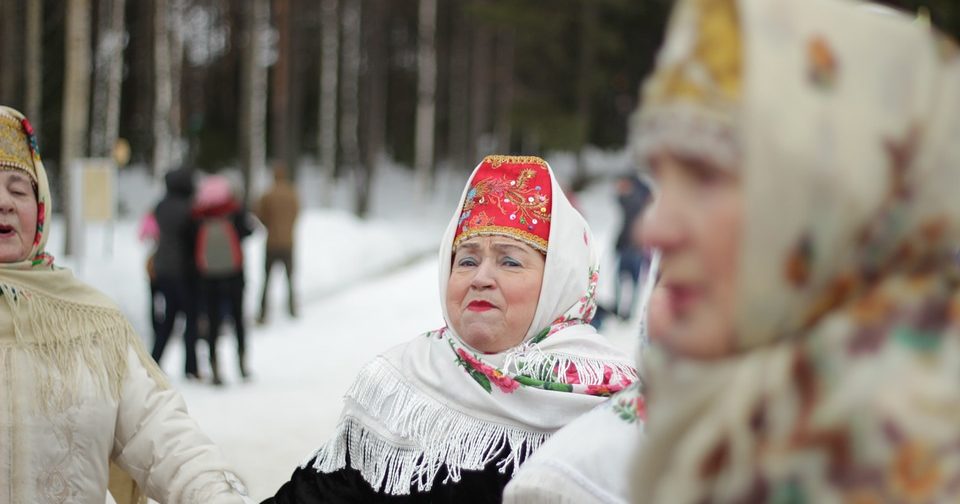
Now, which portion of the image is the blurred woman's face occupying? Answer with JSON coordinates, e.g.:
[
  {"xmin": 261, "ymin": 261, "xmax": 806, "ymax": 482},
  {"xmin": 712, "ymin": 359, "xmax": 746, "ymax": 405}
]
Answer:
[
  {"xmin": 640, "ymin": 150, "xmax": 741, "ymax": 358},
  {"xmin": 0, "ymin": 171, "xmax": 37, "ymax": 263},
  {"xmin": 447, "ymin": 236, "xmax": 545, "ymax": 353}
]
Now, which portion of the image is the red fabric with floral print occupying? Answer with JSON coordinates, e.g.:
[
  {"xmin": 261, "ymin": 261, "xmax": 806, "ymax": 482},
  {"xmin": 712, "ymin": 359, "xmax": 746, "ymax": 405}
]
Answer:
[{"xmin": 454, "ymin": 155, "xmax": 552, "ymax": 252}]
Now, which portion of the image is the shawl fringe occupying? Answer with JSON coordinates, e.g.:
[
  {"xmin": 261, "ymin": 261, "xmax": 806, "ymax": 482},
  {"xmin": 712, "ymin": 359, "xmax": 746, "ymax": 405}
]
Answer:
[
  {"xmin": 505, "ymin": 349, "xmax": 639, "ymax": 386},
  {"xmin": 0, "ymin": 281, "xmax": 168, "ymax": 413},
  {"xmin": 308, "ymin": 358, "xmax": 547, "ymax": 496}
]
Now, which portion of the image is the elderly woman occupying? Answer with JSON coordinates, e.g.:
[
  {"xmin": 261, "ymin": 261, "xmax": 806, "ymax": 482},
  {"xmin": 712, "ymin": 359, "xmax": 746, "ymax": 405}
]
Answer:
[
  {"xmin": 626, "ymin": 0, "xmax": 960, "ymax": 502},
  {"xmin": 0, "ymin": 106, "xmax": 252, "ymax": 503},
  {"xmin": 265, "ymin": 155, "xmax": 638, "ymax": 502}
]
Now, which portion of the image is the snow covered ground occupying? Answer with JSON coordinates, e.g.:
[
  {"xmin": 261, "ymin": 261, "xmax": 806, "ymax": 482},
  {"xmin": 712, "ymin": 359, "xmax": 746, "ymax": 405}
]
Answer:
[{"xmin": 48, "ymin": 151, "xmax": 645, "ymax": 501}]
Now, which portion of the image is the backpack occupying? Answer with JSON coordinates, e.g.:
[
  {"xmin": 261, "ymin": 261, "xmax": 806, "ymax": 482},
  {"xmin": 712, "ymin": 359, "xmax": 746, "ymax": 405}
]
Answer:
[{"xmin": 195, "ymin": 216, "xmax": 243, "ymax": 276}]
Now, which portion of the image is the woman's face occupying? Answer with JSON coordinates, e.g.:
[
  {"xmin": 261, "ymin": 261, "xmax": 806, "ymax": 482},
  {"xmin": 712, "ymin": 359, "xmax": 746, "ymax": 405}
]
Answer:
[
  {"xmin": 447, "ymin": 236, "xmax": 546, "ymax": 353},
  {"xmin": 0, "ymin": 171, "xmax": 37, "ymax": 263},
  {"xmin": 640, "ymin": 150, "xmax": 742, "ymax": 358}
]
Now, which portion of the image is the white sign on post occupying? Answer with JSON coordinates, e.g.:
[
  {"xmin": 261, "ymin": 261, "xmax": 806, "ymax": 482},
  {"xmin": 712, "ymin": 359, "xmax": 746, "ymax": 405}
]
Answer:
[{"xmin": 70, "ymin": 158, "xmax": 118, "ymax": 261}]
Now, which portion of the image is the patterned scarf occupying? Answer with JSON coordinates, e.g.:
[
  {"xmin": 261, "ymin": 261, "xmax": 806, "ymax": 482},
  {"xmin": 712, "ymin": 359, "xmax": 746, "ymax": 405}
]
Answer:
[{"xmin": 631, "ymin": 0, "xmax": 960, "ymax": 502}]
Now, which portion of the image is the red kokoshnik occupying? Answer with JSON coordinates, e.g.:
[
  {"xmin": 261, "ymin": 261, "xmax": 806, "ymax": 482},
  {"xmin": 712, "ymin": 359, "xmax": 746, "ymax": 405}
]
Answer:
[{"xmin": 453, "ymin": 155, "xmax": 552, "ymax": 253}]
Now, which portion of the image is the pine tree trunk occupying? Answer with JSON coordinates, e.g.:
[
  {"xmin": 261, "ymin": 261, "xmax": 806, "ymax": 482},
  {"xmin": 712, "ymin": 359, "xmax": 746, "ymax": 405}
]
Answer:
[
  {"xmin": 153, "ymin": 0, "xmax": 172, "ymax": 177},
  {"xmin": 468, "ymin": 13, "xmax": 492, "ymax": 164},
  {"xmin": 356, "ymin": 0, "xmax": 385, "ymax": 218},
  {"xmin": 24, "ymin": 0, "xmax": 42, "ymax": 127},
  {"xmin": 574, "ymin": 0, "xmax": 597, "ymax": 188},
  {"xmin": 239, "ymin": 0, "xmax": 269, "ymax": 204},
  {"xmin": 493, "ymin": 30, "xmax": 514, "ymax": 154},
  {"xmin": 447, "ymin": 2, "xmax": 469, "ymax": 172},
  {"xmin": 62, "ymin": 0, "xmax": 92, "ymax": 256},
  {"xmin": 0, "ymin": 1, "xmax": 20, "ymax": 106},
  {"xmin": 169, "ymin": 0, "xmax": 184, "ymax": 166},
  {"xmin": 319, "ymin": 0, "xmax": 340, "ymax": 198},
  {"xmin": 339, "ymin": 0, "xmax": 362, "ymax": 213},
  {"xmin": 91, "ymin": 0, "xmax": 126, "ymax": 157},
  {"xmin": 414, "ymin": 0, "xmax": 437, "ymax": 196},
  {"xmin": 271, "ymin": 0, "xmax": 292, "ymax": 171}
]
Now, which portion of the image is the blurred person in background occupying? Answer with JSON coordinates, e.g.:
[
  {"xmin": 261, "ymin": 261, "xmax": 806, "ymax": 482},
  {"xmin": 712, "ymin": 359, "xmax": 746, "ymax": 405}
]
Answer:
[
  {"xmin": 255, "ymin": 161, "xmax": 300, "ymax": 324},
  {"xmin": 263, "ymin": 155, "xmax": 638, "ymax": 502},
  {"xmin": 612, "ymin": 173, "xmax": 653, "ymax": 320},
  {"xmin": 630, "ymin": 0, "xmax": 960, "ymax": 502},
  {"xmin": 0, "ymin": 105, "xmax": 252, "ymax": 503},
  {"xmin": 137, "ymin": 210, "xmax": 161, "ymax": 338},
  {"xmin": 151, "ymin": 165, "xmax": 201, "ymax": 380},
  {"xmin": 193, "ymin": 174, "xmax": 255, "ymax": 385}
]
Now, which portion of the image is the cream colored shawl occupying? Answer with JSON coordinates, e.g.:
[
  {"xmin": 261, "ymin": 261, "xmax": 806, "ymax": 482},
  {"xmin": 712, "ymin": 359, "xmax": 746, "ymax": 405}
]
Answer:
[
  {"xmin": 632, "ymin": 0, "xmax": 960, "ymax": 502},
  {"xmin": 0, "ymin": 106, "xmax": 163, "ymax": 504}
]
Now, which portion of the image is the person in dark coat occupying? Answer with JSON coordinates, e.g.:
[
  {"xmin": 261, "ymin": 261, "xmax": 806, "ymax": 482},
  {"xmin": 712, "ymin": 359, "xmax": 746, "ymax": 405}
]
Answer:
[
  {"xmin": 612, "ymin": 173, "xmax": 652, "ymax": 320},
  {"xmin": 193, "ymin": 174, "xmax": 254, "ymax": 385},
  {"xmin": 151, "ymin": 167, "xmax": 201, "ymax": 379}
]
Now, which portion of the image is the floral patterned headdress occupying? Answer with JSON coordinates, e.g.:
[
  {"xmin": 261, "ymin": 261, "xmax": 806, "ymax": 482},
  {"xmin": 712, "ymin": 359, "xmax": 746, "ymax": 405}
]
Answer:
[
  {"xmin": 0, "ymin": 107, "xmax": 40, "ymax": 186},
  {"xmin": 632, "ymin": 0, "xmax": 742, "ymax": 171},
  {"xmin": 453, "ymin": 155, "xmax": 552, "ymax": 253},
  {"xmin": 0, "ymin": 106, "xmax": 53, "ymax": 269}
]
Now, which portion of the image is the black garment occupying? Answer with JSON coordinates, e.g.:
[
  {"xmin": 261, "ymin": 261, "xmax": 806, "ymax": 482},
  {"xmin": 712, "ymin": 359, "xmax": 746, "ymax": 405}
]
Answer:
[
  {"xmin": 202, "ymin": 274, "xmax": 247, "ymax": 382},
  {"xmin": 263, "ymin": 453, "xmax": 513, "ymax": 504},
  {"xmin": 153, "ymin": 168, "xmax": 197, "ymax": 279},
  {"xmin": 151, "ymin": 275, "xmax": 200, "ymax": 376},
  {"xmin": 151, "ymin": 168, "xmax": 201, "ymax": 373},
  {"xmin": 614, "ymin": 176, "xmax": 651, "ymax": 253},
  {"xmin": 200, "ymin": 207, "xmax": 255, "ymax": 384},
  {"xmin": 258, "ymin": 247, "xmax": 296, "ymax": 321}
]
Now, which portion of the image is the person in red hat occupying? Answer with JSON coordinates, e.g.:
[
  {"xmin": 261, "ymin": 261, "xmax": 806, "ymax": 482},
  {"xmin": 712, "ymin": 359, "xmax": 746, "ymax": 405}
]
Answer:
[{"xmin": 264, "ymin": 155, "xmax": 638, "ymax": 502}]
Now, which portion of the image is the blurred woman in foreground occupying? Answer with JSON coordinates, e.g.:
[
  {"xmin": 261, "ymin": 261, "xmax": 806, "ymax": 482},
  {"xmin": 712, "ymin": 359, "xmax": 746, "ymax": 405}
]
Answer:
[{"xmin": 632, "ymin": 0, "xmax": 960, "ymax": 501}]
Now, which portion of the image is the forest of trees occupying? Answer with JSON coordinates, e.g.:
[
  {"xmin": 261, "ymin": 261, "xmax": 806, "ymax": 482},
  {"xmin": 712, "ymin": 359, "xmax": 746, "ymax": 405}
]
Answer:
[{"xmin": 0, "ymin": 0, "xmax": 957, "ymax": 220}]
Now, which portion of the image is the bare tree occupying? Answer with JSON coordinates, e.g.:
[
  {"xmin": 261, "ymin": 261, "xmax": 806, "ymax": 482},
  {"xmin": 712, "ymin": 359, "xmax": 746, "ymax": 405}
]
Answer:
[
  {"xmin": 357, "ymin": 0, "xmax": 385, "ymax": 218},
  {"xmin": 62, "ymin": 0, "xmax": 93, "ymax": 256},
  {"xmin": 271, "ymin": 0, "xmax": 292, "ymax": 171},
  {"xmin": 339, "ymin": 0, "xmax": 361, "ymax": 213},
  {"xmin": 574, "ymin": 0, "xmax": 597, "ymax": 187},
  {"xmin": 414, "ymin": 0, "xmax": 437, "ymax": 195},
  {"xmin": 238, "ymin": 0, "xmax": 269, "ymax": 203},
  {"xmin": 493, "ymin": 30, "xmax": 515, "ymax": 154},
  {"xmin": 91, "ymin": 0, "xmax": 126, "ymax": 157},
  {"xmin": 468, "ymin": 13, "xmax": 492, "ymax": 164},
  {"xmin": 319, "ymin": 0, "xmax": 340, "ymax": 201},
  {"xmin": 0, "ymin": 1, "xmax": 21, "ymax": 105},
  {"xmin": 24, "ymin": 1, "xmax": 42, "ymax": 125},
  {"xmin": 447, "ymin": 2, "xmax": 470, "ymax": 172},
  {"xmin": 152, "ymin": 0, "xmax": 173, "ymax": 177}
]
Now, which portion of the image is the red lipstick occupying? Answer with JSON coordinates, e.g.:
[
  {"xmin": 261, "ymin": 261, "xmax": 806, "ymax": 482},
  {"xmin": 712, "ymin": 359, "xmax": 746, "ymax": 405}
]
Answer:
[{"xmin": 467, "ymin": 300, "xmax": 495, "ymax": 312}]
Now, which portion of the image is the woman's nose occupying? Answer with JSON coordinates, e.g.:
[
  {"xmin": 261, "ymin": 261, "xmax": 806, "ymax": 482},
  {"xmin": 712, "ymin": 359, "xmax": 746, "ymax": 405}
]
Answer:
[
  {"xmin": 0, "ymin": 190, "xmax": 15, "ymax": 213},
  {"xmin": 639, "ymin": 196, "xmax": 683, "ymax": 253},
  {"xmin": 469, "ymin": 260, "xmax": 496, "ymax": 289}
]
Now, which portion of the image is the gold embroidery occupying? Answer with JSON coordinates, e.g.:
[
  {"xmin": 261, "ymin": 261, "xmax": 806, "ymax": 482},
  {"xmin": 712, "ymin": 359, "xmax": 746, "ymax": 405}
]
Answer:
[
  {"xmin": 454, "ymin": 225, "xmax": 548, "ymax": 253},
  {"xmin": 0, "ymin": 113, "xmax": 35, "ymax": 176},
  {"xmin": 482, "ymin": 155, "xmax": 549, "ymax": 170}
]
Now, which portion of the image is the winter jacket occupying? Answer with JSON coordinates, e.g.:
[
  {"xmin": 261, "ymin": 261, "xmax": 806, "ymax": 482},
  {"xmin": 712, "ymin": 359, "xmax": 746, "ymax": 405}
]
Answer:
[
  {"xmin": 0, "ymin": 268, "xmax": 251, "ymax": 504},
  {"xmin": 255, "ymin": 181, "xmax": 299, "ymax": 251},
  {"xmin": 153, "ymin": 168, "xmax": 198, "ymax": 279}
]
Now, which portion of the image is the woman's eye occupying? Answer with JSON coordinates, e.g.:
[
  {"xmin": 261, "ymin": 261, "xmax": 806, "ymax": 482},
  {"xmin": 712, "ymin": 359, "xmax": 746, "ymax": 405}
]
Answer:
[
  {"xmin": 456, "ymin": 257, "xmax": 478, "ymax": 267},
  {"xmin": 501, "ymin": 257, "xmax": 521, "ymax": 267}
]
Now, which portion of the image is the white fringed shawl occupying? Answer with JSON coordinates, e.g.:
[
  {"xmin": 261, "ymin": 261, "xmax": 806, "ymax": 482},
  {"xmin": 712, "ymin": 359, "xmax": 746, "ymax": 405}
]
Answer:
[{"xmin": 307, "ymin": 157, "xmax": 638, "ymax": 495}]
